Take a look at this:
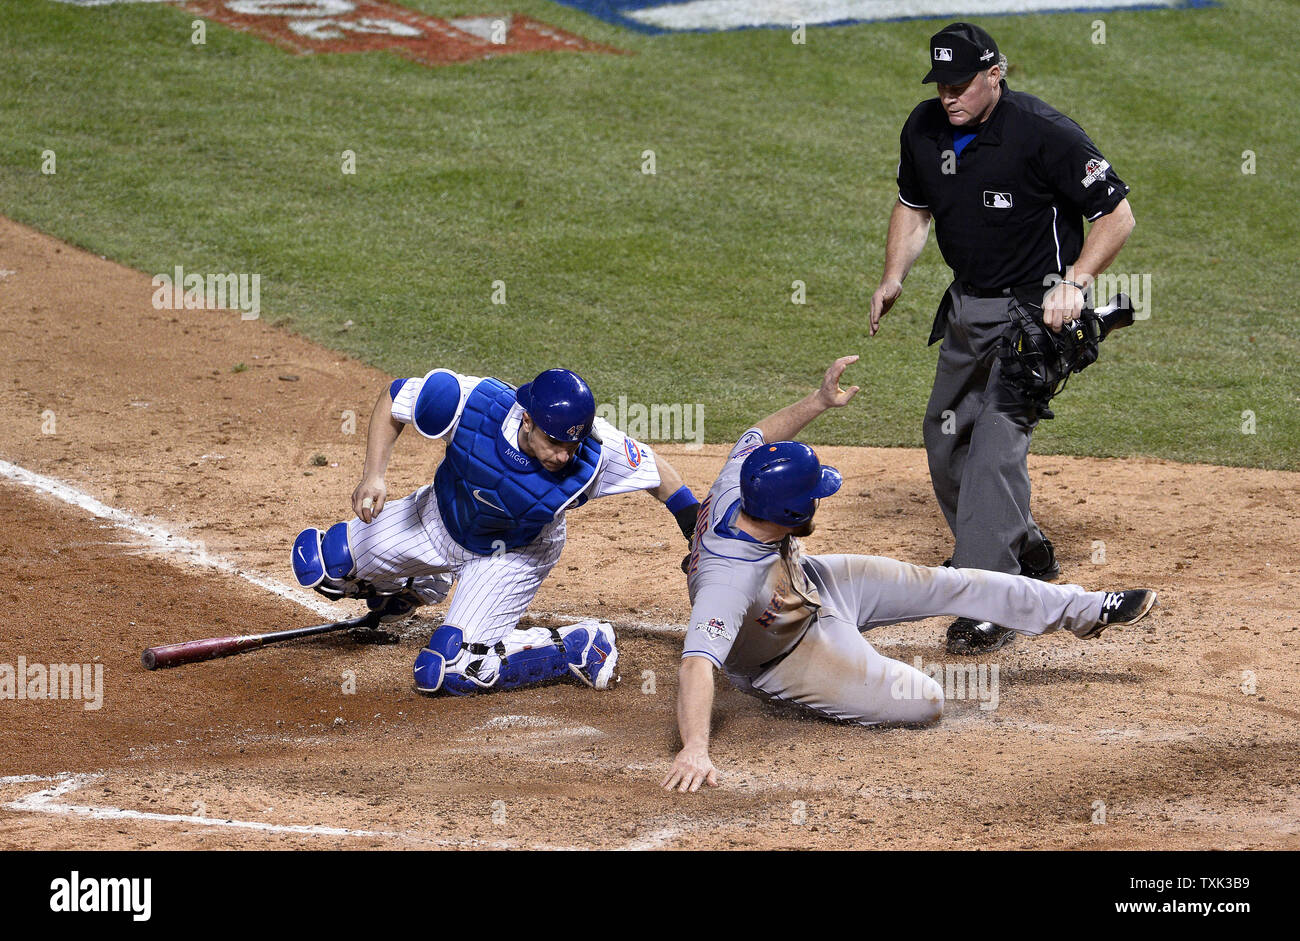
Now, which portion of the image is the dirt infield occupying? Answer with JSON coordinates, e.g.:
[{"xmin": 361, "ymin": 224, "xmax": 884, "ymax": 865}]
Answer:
[{"xmin": 2, "ymin": 216, "xmax": 1297, "ymax": 849}]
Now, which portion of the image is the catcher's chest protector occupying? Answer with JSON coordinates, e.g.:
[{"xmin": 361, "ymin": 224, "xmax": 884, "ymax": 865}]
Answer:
[{"xmin": 434, "ymin": 378, "xmax": 601, "ymax": 554}]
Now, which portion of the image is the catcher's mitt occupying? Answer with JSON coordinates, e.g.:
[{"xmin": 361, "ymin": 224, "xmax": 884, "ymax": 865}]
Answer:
[{"xmin": 998, "ymin": 293, "xmax": 1134, "ymax": 419}]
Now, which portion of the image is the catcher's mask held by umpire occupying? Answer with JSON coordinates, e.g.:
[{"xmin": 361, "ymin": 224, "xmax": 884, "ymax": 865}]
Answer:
[
  {"xmin": 740, "ymin": 442, "xmax": 843, "ymax": 528},
  {"xmin": 999, "ymin": 293, "xmax": 1135, "ymax": 420},
  {"xmin": 516, "ymin": 368, "xmax": 596, "ymax": 442}
]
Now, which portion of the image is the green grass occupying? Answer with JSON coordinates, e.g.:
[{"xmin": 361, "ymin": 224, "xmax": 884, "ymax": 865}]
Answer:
[{"xmin": 0, "ymin": 0, "xmax": 1295, "ymax": 467}]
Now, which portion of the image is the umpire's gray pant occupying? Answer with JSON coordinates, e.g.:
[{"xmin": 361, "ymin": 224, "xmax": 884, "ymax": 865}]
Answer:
[{"xmin": 922, "ymin": 281, "xmax": 1047, "ymax": 576}]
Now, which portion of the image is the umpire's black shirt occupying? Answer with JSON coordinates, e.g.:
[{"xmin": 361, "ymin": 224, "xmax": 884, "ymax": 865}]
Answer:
[{"xmin": 897, "ymin": 80, "xmax": 1129, "ymax": 291}]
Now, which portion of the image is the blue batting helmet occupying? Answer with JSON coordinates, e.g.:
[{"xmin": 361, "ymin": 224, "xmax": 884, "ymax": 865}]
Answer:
[
  {"xmin": 740, "ymin": 442, "xmax": 842, "ymax": 526},
  {"xmin": 515, "ymin": 369, "xmax": 596, "ymax": 442}
]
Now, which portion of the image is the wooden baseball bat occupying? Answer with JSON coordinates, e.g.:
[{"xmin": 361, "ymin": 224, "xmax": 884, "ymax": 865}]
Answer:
[{"xmin": 141, "ymin": 611, "xmax": 380, "ymax": 670}]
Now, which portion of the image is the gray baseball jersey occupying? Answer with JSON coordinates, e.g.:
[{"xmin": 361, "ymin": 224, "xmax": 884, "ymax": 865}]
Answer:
[
  {"xmin": 683, "ymin": 429, "xmax": 823, "ymax": 675},
  {"xmin": 682, "ymin": 429, "xmax": 1115, "ymax": 725}
]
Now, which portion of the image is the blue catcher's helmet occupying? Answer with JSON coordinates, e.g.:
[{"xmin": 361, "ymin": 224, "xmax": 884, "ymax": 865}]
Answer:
[
  {"xmin": 515, "ymin": 369, "xmax": 596, "ymax": 442},
  {"xmin": 740, "ymin": 442, "xmax": 842, "ymax": 526}
]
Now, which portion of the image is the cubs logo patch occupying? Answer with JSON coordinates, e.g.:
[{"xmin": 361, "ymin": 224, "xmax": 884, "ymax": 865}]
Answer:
[
  {"xmin": 695, "ymin": 617, "xmax": 730, "ymax": 641},
  {"xmin": 624, "ymin": 438, "xmax": 643, "ymax": 467},
  {"xmin": 1081, "ymin": 158, "xmax": 1110, "ymax": 188}
]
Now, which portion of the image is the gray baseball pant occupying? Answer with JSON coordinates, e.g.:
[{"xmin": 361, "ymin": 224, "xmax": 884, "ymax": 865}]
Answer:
[
  {"xmin": 732, "ymin": 554, "xmax": 1106, "ymax": 726},
  {"xmin": 922, "ymin": 281, "xmax": 1049, "ymax": 575}
]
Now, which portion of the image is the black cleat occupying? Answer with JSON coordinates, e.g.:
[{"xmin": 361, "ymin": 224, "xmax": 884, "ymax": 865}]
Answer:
[
  {"xmin": 1080, "ymin": 590, "xmax": 1158, "ymax": 639},
  {"xmin": 1019, "ymin": 538, "xmax": 1061, "ymax": 581},
  {"xmin": 946, "ymin": 617, "xmax": 1016, "ymax": 655},
  {"xmin": 366, "ymin": 589, "xmax": 424, "ymax": 623},
  {"xmin": 312, "ymin": 575, "xmax": 366, "ymax": 602}
]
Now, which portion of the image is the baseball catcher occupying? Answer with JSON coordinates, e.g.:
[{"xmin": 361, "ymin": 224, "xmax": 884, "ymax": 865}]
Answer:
[{"xmin": 290, "ymin": 366, "xmax": 699, "ymax": 696}]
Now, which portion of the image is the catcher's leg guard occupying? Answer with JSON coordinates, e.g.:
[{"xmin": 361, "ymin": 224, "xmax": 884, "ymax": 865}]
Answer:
[
  {"xmin": 292, "ymin": 527, "xmax": 328, "ymax": 589},
  {"xmin": 413, "ymin": 622, "xmax": 619, "ymax": 696},
  {"xmin": 413, "ymin": 625, "xmax": 463, "ymax": 692},
  {"xmin": 292, "ymin": 524, "xmax": 361, "ymax": 600}
]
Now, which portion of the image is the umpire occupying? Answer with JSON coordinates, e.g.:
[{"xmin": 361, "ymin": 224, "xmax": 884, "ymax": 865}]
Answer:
[{"xmin": 868, "ymin": 23, "xmax": 1135, "ymax": 654}]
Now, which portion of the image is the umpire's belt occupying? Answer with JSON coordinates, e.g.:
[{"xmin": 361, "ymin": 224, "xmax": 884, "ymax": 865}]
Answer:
[
  {"xmin": 959, "ymin": 280, "xmax": 1043, "ymax": 298},
  {"xmin": 928, "ymin": 281, "xmax": 1042, "ymax": 345},
  {"xmin": 960, "ymin": 281, "xmax": 1011, "ymax": 298}
]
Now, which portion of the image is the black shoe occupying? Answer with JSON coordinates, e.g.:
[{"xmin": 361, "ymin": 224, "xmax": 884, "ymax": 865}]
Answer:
[
  {"xmin": 1019, "ymin": 538, "xmax": 1060, "ymax": 580},
  {"xmin": 313, "ymin": 576, "xmax": 365, "ymax": 602},
  {"xmin": 1080, "ymin": 590, "xmax": 1158, "ymax": 639},
  {"xmin": 366, "ymin": 587, "xmax": 424, "ymax": 623},
  {"xmin": 946, "ymin": 617, "xmax": 1016, "ymax": 655},
  {"xmin": 945, "ymin": 546, "xmax": 1060, "ymax": 581}
]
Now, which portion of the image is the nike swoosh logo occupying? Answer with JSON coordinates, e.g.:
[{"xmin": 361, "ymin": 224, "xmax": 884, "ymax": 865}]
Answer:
[
  {"xmin": 296, "ymin": 545, "xmax": 308, "ymax": 564},
  {"xmin": 472, "ymin": 489, "xmax": 506, "ymax": 512}
]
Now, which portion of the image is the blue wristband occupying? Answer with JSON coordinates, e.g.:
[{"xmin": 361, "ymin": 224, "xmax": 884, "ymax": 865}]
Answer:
[{"xmin": 665, "ymin": 486, "xmax": 699, "ymax": 515}]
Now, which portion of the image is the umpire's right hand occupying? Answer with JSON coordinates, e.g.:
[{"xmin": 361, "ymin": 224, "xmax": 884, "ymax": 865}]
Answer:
[{"xmin": 870, "ymin": 278, "xmax": 903, "ymax": 336}]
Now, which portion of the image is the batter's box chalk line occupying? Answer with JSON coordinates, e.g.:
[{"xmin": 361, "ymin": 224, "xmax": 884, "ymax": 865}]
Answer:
[
  {"xmin": 1, "ymin": 773, "xmax": 577, "ymax": 847},
  {"xmin": 3, "ymin": 773, "xmax": 410, "ymax": 840},
  {"xmin": 3, "ymin": 772, "xmax": 678, "ymax": 849}
]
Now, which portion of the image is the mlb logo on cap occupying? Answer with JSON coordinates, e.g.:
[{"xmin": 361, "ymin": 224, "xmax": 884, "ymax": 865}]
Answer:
[{"xmin": 923, "ymin": 22, "xmax": 999, "ymax": 85}]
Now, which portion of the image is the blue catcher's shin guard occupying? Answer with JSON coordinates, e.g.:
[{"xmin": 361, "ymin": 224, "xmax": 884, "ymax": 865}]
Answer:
[
  {"xmin": 413, "ymin": 625, "xmax": 606, "ymax": 696},
  {"xmin": 292, "ymin": 523, "xmax": 357, "ymax": 600},
  {"xmin": 292, "ymin": 528, "xmax": 327, "ymax": 589},
  {"xmin": 413, "ymin": 625, "xmax": 463, "ymax": 693}
]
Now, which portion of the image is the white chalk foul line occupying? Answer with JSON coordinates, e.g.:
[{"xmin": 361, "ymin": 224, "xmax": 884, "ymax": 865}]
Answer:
[
  {"xmin": 0, "ymin": 773, "xmax": 75, "ymax": 786},
  {"xmin": 0, "ymin": 457, "xmax": 342, "ymax": 620},
  {"xmin": 614, "ymin": 826, "xmax": 688, "ymax": 851},
  {"xmin": 4, "ymin": 773, "xmax": 405, "ymax": 840}
]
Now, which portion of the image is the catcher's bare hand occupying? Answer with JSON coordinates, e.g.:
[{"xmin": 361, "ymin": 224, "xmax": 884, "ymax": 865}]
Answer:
[
  {"xmin": 817, "ymin": 355, "xmax": 862, "ymax": 409},
  {"xmin": 870, "ymin": 279, "xmax": 902, "ymax": 336},
  {"xmin": 352, "ymin": 476, "xmax": 387, "ymax": 523},
  {"xmin": 1041, "ymin": 281, "xmax": 1085, "ymax": 333},
  {"xmin": 662, "ymin": 745, "xmax": 719, "ymax": 793}
]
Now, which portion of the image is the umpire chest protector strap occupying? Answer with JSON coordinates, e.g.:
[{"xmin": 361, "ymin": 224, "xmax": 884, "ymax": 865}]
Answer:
[{"xmin": 434, "ymin": 378, "xmax": 602, "ymax": 554}]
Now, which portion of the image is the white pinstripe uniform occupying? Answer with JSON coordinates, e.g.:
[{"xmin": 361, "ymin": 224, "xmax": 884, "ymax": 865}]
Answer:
[{"xmin": 346, "ymin": 371, "xmax": 662, "ymax": 649}]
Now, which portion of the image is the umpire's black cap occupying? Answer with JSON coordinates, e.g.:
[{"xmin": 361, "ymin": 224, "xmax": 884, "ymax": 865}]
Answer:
[{"xmin": 922, "ymin": 22, "xmax": 999, "ymax": 85}]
